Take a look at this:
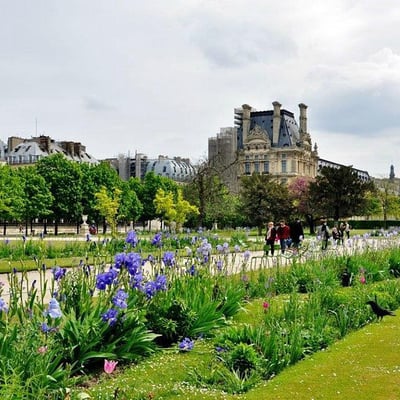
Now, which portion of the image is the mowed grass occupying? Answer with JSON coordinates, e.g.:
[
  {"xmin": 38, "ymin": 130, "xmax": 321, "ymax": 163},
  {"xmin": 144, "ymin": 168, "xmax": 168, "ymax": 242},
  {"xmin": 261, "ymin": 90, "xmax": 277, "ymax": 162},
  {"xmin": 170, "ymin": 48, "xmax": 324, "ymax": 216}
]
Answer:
[
  {"xmin": 84, "ymin": 300, "xmax": 400, "ymax": 400},
  {"xmin": 249, "ymin": 313, "xmax": 400, "ymax": 400}
]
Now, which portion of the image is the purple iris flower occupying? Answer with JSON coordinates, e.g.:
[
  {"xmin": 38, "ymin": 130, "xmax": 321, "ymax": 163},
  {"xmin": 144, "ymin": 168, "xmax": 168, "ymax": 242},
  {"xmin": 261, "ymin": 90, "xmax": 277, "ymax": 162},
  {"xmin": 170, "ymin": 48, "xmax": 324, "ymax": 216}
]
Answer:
[
  {"xmin": 112, "ymin": 289, "xmax": 128, "ymax": 309},
  {"xmin": 101, "ymin": 308, "xmax": 119, "ymax": 326},
  {"xmin": 154, "ymin": 274, "xmax": 167, "ymax": 291},
  {"xmin": 151, "ymin": 232, "xmax": 163, "ymax": 247},
  {"xmin": 130, "ymin": 272, "xmax": 144, "ymax": 290},
  {"xmin": 143, "ymin": 281, "xmax": 157, "ymax": 299},
  {"xmin": 41, "ymin": 322, "xmax": 50, "ymax": 333},
  {"xmin": 114, "ymin": 252, "xmax": 127, "ymax": 269},
  {"xmin": 126, "ymin": 230, "xmax": 138, "ymax": 247},
  {"xmin": 162, "ymin": 251, "xmax": 175, "ymax": 267},
  {"xmin": 52, "ymin": 266, "xmax": 66, "ymax": 281},
  {"xmin": 125, "ymin": 252, "xmax": 142, "ymax": 276},
  {"xmin": 187, "ymin": 265, "xmax": 196, "ymax": 276},
  {"xmin": 45, "ymin": 298, "xmax": 62, "ymax": 319},
  {"xmin": 178, "ymin": 337, "xmax": 194, "ymax": 351},
  {"xmin": 96, "ymin": 269, "xmax": 118, "ymax": 290}
]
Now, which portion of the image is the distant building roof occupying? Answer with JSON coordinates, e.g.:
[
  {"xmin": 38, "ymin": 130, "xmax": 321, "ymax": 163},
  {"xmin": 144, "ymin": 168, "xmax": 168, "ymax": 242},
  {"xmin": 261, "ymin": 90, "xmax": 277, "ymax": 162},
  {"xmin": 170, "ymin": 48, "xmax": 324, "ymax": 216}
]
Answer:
[
  {"xmin": 146, "ymin": 156, "xmax": 196, "ymax": 182},
  {"xmin": 5, "ymin": 135, "xmax": 97, "ymax": 165}
]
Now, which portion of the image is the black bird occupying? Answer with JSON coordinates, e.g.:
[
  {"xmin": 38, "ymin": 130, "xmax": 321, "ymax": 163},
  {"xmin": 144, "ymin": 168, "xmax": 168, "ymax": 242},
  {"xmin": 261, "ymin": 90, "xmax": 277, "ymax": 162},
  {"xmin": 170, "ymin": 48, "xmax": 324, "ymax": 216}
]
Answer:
[{"xmin": 366, "ymin": 296, "xmax": 396, "ymax": 321}]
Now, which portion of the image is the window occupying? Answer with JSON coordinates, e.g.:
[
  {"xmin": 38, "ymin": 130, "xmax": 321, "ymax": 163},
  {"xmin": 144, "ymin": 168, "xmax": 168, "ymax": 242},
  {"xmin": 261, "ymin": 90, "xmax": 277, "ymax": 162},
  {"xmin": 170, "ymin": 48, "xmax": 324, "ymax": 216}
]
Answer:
[
  {"xmin": 254, "ymin": 162, "xmax": 259, "ymax": 173},
  {"xmin": 245, "ymin": 162, "xmax": 250, "ymax": 174},
  {"xmin": 281, "ymin": 160, "xmax": 287, "ymax": 173},
  {"xmin": 264, "ymin": 161, "xmax": 269, "ymax": 173}
]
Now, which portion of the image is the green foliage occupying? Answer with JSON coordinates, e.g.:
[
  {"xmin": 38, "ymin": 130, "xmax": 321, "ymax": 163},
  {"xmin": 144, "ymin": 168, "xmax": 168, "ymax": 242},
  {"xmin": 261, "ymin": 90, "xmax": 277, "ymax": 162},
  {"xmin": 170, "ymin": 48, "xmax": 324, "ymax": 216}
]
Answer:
[
  {"xmin": 309, "ymin": 165, "xmax": 375, "ymax": 221},
  {"xmin": 239, "ymin": 173, "xmax": 293, "ymax": 234},
  {"xmin": 145, "ymin": 275, "xmax": 240, "ymax": 346},
  {"xmin": 0, "ymin": 165, "xmax": 25, "ymax": 224},
  {"xmin": 94, "ymin": 186, "xmax": 122, "ymax": 237}
]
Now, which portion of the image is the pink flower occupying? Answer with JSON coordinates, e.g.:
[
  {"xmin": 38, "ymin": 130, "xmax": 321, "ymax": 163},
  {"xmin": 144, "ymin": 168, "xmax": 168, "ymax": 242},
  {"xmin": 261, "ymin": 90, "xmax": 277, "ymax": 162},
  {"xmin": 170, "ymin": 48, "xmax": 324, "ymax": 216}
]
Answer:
[
  {"xmin": 38, "ymin": 346, "xmax": 48, "ymax": 354},
  {"xmin": 263, "ymin": 301, "xmax": 270, "ymax": 310},
  {"xmin": 360, "ymin": 275, "xmax": 366, "ymax": 284},
  {"xmin": 104, "ymin": 359, "xmax": 118, "ymax": 374}
]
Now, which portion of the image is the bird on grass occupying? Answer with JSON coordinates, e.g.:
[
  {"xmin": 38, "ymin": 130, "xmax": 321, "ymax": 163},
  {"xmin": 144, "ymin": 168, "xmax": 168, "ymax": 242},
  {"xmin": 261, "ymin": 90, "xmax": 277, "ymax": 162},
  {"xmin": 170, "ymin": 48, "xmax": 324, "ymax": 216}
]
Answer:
[{"xmin": 366, "ymin": 295, "xmax": 396, "ymax": 321}]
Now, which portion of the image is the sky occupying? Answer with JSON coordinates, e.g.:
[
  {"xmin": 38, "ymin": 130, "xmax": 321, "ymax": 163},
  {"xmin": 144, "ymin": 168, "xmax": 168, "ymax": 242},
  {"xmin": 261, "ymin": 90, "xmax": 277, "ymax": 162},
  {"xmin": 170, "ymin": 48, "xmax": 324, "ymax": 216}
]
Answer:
[{"xmin": 1, "ymin": 0, "xmax": 399, "ymax": 178}]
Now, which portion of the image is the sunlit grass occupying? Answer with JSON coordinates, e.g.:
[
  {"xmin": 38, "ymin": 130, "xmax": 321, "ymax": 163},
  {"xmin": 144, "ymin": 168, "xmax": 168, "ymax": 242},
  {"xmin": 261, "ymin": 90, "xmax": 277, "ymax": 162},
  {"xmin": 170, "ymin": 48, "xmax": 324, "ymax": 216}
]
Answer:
[{"xmin": 81, "ymin": 298, "xmax": 400, "ymax": 400}]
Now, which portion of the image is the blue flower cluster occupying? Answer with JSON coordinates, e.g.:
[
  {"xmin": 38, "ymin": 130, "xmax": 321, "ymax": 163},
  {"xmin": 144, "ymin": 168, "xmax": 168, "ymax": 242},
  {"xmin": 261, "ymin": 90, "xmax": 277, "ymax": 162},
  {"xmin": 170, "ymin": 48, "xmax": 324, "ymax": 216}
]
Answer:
[
  {"xmin": 112, "ymin": 289, "xmax": 128, "ymax": 309},
  {"xmin": 101, "ymin": 308, "xmax": 119, "ymax": 326},
  {"xmin": 125, "ymin": 230, "xmax": 138, "ymax": 247},
  {"xmin": 178, "ymin": 337, "xmax": 194, "ymax": 351},
  {"xmin": 151, "ymin": 232, "xmax": 162, "ymax": 247},
  {"xmin": 196, "ymin": 239, "xmax": 212, "ymax": 263},
  {"xmin": 162, "ymin": 251, "xmax": 175, "ymax": 267},
  {"xmin": 96, "ymin": 268, "xmax": 118, "ymax": 290}
]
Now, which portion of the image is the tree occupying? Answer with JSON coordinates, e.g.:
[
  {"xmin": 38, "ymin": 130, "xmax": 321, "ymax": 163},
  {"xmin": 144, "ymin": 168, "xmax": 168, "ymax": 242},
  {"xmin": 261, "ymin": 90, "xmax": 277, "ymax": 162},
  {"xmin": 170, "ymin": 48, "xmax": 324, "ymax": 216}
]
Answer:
[
  {"xmin": 94, "ymin": 186, "xmax": 122, "ymax": 237},
  {"xmin": 154, "ymin": 188, "xmax": 199, "ymax": 231},
  {"xmin": 182, "ymin": 160, "xmax": 240, "ymax": 228},
  {"xmin": 36, "ymin": 154, "xmax": 83, "ymax": 234},
  {"xmin": 136, "ymin": 172, "xmax": 179, "ymax": 229},
  {"xmin": 288, "ymin": 176, "xmax": 316, "ymax": 234},
  {"xmin": 118, "ymin": 179, "xmax": 143, "ymax": 229},
  {"xmin": 239, "ymin": 173, "xmax": 293, "ymax": 235},
  {"xmin": 17, "ymin": 166, "xmax": 53, "ymax": 234},
  {"xmin": 308, "ymin": 165, "xmax": 375, "ymax": 222},
  {"xmin": 79, "ymin": 161, "xmax": 121, "ymax": 228},
  {"xmin": 0, "ymin": 166, "xmax": 25, "ymax": 235},
  {"xmin": 374, "ymin": 180, "xmax": 400, "ymax": 228}
]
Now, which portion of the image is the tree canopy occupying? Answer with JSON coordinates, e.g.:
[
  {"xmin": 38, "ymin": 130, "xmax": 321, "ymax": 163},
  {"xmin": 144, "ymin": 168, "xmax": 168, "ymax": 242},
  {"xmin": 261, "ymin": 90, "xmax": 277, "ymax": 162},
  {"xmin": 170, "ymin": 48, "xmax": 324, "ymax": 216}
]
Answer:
[
  {"xmin": 308, "ymin": 165, "xmax": 375, "ymax": 221},
  {"xmin": 239, "ymin": 173, "xmax": 293, "ymax": 234}
]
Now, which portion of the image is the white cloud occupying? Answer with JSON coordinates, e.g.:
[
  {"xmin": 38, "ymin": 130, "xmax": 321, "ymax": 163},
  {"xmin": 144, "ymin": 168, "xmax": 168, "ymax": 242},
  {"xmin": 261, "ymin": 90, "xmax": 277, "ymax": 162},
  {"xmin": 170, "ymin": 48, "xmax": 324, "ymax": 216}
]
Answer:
[{"xmin": 0, "ymin": 0, "xmax": 399, "ymax": 178}]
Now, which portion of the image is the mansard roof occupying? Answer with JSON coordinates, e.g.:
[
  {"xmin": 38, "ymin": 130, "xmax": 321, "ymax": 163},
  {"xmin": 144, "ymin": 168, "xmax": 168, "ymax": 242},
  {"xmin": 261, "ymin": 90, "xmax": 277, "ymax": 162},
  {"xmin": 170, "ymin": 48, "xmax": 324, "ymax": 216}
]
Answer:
[
  {"xmin": 146, "ymin": 158, "xmax": 196, "ymax": 182},
  {"xmin": 249, "ymin": 108, "xmax": 300, "ymax": 147},
  {"xmin": 6, "ymin": 136, "xmax": 98, "ymax": 165}
]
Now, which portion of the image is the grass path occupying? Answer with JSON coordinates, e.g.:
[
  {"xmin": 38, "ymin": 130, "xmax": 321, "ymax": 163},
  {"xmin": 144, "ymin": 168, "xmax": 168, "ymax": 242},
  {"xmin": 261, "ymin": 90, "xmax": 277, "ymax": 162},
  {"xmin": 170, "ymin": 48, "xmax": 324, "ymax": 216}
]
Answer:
[
  {"xmin": 86, "ymin": 304, "xmax": 400, "ymax": 400},
  {"xmin": 248, "ymin": 311, "xmax": 400, "ymax": 400}
]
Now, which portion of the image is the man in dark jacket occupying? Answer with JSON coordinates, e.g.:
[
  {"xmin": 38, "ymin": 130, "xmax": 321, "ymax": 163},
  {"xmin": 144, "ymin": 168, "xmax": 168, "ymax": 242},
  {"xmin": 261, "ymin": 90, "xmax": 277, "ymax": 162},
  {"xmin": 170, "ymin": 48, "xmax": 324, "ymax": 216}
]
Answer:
[{"xmin": 290, "ymin": 219, "xmax": 304, "ymax": 249}]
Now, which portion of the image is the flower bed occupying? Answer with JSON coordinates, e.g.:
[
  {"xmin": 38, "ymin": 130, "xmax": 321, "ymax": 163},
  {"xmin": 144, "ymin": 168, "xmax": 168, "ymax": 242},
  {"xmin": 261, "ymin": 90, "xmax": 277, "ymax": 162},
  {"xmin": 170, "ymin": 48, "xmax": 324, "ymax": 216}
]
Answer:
[{"xmin": 0, "ymin": 230, "xmax": 399, "ymax": 398}]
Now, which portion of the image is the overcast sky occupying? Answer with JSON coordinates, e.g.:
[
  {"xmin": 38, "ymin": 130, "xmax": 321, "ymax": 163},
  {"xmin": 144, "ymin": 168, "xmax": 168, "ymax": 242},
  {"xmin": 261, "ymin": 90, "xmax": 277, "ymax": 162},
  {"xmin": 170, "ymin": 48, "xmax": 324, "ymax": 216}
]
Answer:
[{"xmin": 1, "ymin": 0, "xmax": 399, "ymax": 178}]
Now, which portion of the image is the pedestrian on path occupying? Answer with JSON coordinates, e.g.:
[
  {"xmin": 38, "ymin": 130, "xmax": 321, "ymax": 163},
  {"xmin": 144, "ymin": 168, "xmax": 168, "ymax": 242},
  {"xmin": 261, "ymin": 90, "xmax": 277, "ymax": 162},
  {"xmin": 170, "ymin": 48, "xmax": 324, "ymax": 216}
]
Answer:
[
  {"xmin": 277, "ymin": 220, "xmax": 290, "ymax": 254},
  {"xmin": 265, "ymin": 221, "xmax": 277, "ymax": 256}
]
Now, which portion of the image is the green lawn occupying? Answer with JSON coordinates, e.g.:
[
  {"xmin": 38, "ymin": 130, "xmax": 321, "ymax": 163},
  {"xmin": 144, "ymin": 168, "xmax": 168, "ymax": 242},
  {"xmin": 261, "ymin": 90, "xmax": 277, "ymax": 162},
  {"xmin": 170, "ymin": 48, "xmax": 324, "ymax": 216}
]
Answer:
[{"xmin": 81, "ymin": 300, "xmax": 400, "ymax": 400}]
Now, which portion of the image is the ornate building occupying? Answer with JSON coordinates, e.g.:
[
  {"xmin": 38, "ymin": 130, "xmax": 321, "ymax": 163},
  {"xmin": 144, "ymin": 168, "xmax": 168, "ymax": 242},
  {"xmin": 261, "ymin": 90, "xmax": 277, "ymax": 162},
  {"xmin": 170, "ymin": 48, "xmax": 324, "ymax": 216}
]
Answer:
[{"xmin": 209, "ymin": 101, "xmax": 319, "ymax": 192}]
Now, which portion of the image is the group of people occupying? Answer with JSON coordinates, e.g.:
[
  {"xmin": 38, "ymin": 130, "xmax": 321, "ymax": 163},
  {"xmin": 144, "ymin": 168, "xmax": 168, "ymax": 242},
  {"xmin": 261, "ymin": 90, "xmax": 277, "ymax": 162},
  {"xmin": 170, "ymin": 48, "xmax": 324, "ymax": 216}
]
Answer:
[
  {"xmin": 265, "ymin": 218, "xmax": 351, "ymax": 255},
  {"xmin": 264, "ymin": 219, "xmax": 304, "ymax": 256},
  {"xmin": 315, "ymin": 218, "xmax": 351, "ymax": 250}
]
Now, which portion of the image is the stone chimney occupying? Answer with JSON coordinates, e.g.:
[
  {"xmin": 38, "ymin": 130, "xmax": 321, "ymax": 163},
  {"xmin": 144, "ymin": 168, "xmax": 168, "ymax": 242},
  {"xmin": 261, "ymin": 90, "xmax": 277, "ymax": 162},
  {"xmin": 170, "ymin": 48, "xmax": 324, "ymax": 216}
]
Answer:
[
  {"xmin": 241, "ymin": 104, "xmax": 252, "ymax": 145},
  {"xmin": 298, "ymin": 103, "xmax": 308, "ymax": 135},
  {"xmin": 272, "ymin": 101, "xmax": 281, "ymax": 145}
]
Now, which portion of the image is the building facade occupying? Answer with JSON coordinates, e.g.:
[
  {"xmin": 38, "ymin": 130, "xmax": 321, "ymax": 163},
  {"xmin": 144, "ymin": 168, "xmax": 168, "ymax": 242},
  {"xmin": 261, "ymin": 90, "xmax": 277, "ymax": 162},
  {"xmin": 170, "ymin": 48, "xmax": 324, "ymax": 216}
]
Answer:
[
  {"xmin": 209, "ymin": 101, "xmax": 319, "ymax": 192},
  {"xmin": 106, "ymin": 152, "xmax": 197, "ymax": 183}
]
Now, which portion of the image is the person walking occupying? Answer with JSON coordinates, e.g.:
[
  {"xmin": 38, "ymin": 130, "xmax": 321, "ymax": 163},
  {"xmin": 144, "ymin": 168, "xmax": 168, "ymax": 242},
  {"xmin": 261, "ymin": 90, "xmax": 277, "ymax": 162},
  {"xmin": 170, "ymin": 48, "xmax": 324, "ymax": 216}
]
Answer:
[
  {"xmin": 290, "ymin": 218, "xmax": 304, "ymax": 250},
  {"xmin": 345, "ymin": 222, "xmax": 351, "ymax": 239},
  {"xmin": 317, "ymin": 217, "xmax": 330, "ymax": 250},
  {"xmin": 277, "ymin": 220, "xmax": 291, "ymax": 254},
  {"xmin": 265, "ymin": 221, "xmax": 277, "ymax": 256}
]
